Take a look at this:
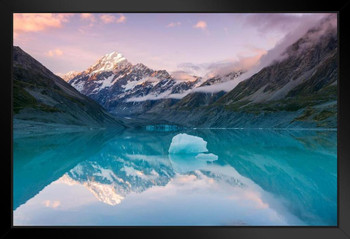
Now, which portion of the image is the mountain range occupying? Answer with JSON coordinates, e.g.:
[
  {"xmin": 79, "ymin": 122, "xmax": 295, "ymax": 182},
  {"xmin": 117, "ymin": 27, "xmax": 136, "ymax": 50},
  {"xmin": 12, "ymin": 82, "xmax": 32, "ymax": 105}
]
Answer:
[
  {"xmin": 154, "ymin": 15, "xmax": 337, "ymax": 128},
  {"xmin": 66, "ymin": 51, "xmax": 243, "ymax": 117},
  {"xmin": 14, "ymin": 14, "xmax": 337, "ymax": 129},
  {"xmin": 63, "ymin": 14, "xmax": 336, "ymax": 128}
]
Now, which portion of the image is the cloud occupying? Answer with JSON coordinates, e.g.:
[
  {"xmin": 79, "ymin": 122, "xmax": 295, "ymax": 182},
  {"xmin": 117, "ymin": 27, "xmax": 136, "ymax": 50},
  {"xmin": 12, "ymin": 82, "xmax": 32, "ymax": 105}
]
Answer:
[
  {"xmin": 178, "ymin": 62, "xmax": 201, "ymax": 72},
  {"xmin": 100, "ymin": 14, "xmax": 116, "ymax": 24},
  {"xmin": 116, "ymin": 14, "xmax": 127, "ymax": 23},
  {"xmin": 205, "ymin": 49, "xmax": 267, "ymax": 77},
  {"xmin": 177, "ymin": 62, "xmax": 205, "ymax": 76},
  {"xmin": 193, "ymin": 14, "xmax": 336, "ymax": 94},
  {"xmin": 171, "ymin": 71, "xmax": 198, "ymax": 82},
  {"xmin": 279, "ymin": 13, "xmax": 337, "ymax": 60},
  {"xmin": 244, "ymin": 13, "xmax": 299, "ymax": 32},
  {"xmin": 244, "ymin": 13, "xmax": 326, "ymax": 33},
  {"xmin": 193, "ymin": 21, "xmax": 207, "ymax": 30},
  {"xmin": 100, "ymin": 14, "xmax": 126, "ymax": 24},
  {"xmin": 80, "ymin": 13, "xmax": 95, "ymax": 22},
  {"xmin": 47, "ymin": 48, "xmax": 64, "ymax": 57},
  {"xmin": 242, "ymin": 13, "xmax": 330, "ymax": 41},
  {"xmin": 13, "ymin": 13, "xmax": 72, "ymax": 35},
  {"xmin": 167, "ymin": 22, "xmax": 181, "ymax": 28},
  {"xmin": 177, "ymin": 48, "xmax": 266, "ymax": 78}
]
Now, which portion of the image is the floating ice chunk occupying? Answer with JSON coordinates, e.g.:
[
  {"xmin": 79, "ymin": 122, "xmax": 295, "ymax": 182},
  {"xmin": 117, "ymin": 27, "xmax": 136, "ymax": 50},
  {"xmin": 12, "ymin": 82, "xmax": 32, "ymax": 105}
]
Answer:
[
  {"xmin": 168, "ymin": 133, "xmax": 208, "ymax": 154},
  {"xmin": 168, "ymin": 134, "xmax": 218, "ymax": 173}
]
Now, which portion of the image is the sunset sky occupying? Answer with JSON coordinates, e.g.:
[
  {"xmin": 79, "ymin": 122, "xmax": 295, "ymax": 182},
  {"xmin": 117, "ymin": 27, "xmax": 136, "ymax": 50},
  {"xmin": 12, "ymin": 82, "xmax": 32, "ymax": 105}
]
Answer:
[{"xmin": 13, "ymin": 13, "xmax": 330, "ymax": 76}]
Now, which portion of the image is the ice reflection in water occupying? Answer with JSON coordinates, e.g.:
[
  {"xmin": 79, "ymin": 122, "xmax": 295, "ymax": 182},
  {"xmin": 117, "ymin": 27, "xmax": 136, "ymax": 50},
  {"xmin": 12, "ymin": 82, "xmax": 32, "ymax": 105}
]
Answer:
[{"xmin": 13, "ymin": 128, "xmax": 337, "ymax": 226}]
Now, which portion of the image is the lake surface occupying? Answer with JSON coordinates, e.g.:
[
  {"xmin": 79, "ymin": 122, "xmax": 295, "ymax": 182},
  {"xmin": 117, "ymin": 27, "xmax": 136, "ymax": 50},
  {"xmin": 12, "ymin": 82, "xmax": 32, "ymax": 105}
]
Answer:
[{"xmin": 13, "ymin": 128, "xmax": 337, "ymax": 226}]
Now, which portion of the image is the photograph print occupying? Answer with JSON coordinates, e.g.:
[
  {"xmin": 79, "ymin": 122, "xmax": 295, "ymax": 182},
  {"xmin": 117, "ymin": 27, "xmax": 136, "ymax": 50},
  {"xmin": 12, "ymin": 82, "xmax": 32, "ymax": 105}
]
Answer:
[{"xmin": 13, "ymin": 13, "xmax": 337, "ymax": 226}]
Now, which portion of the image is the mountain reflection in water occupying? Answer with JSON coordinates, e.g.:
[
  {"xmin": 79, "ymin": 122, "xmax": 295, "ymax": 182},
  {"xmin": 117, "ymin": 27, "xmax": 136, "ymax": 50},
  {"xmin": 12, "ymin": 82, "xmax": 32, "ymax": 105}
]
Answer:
[{"xmin": 13, "ymin": 128, "xmax": 337, "ymax": 226}]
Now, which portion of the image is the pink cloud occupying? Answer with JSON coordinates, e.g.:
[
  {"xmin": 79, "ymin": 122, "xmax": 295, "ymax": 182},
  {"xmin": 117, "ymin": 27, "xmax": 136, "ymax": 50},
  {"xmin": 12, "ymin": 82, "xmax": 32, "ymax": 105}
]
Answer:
[
  {"xmin": 167, "ymin": 22, "xmax": 181, "ymax": 28},
  {"xmin": 100, "ymin": 14, "xmax": 126, "ymax": 24},
  {"xmin": 193, "ymin": 21, "xmax": 207, "ymax": 30},
  {"xmin": 100, "ymin": 14, "xmax": 115, "ymax": 24},
  {"xmin": 202, "ymin": 48, "xmax": 267, "ymax": 79},
  {"xmin": 171, "ymin": 71, "xmax": 197, "ymax": 82},
  {"xmin": 47, "ymin": 48, "xmax": 64, "ymax": 57},
  {"xmin": 80, "ymin": 13, "xmax": 95, "ymax": 22},
  {"xmin": 236, "ymin": 50, "xmax": 267, "ymax": 71},
  {"xmin": 116, "ymin": 14, "xmax": 126, "ymax": 23},
  {"xmin": 13, "ymin": 13, "xmax": 72, "ymax": 34}
]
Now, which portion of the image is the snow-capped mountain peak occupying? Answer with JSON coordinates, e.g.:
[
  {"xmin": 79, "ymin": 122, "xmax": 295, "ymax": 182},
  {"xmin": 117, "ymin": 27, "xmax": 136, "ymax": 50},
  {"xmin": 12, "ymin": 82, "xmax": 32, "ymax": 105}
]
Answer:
[
  {"xmin": 103, "ymin": 51, "xmax": 125, "ymax": 63},
  {"xmin": 86, "ymin": 51, "xmax": 130, "ymax": 75}
]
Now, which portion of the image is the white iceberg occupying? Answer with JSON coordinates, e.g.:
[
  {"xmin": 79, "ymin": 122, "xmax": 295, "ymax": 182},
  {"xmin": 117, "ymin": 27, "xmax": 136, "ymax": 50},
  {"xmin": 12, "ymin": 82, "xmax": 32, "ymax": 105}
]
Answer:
[
  {"xmin": 168, "ymin": 134, "xmax": 218, "ymax": 173},
  {"xmin": 168, "ymin": 133, "xmax": 208, "ymax": 155}
]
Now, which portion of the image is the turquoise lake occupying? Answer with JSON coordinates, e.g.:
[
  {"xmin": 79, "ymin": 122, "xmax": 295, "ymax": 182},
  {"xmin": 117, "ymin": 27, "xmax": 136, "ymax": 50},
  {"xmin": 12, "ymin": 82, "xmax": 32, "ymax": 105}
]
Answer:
[{"xmin": 13, "ymin": 128, "xmax": 337, "ymax": 226}]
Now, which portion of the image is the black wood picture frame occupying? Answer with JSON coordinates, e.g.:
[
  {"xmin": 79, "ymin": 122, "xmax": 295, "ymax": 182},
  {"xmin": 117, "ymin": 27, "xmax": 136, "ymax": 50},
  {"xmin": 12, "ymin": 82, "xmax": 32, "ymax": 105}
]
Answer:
[{"xmin": 2, "ymin": 0, "xmax": 349, "ymax": 238}]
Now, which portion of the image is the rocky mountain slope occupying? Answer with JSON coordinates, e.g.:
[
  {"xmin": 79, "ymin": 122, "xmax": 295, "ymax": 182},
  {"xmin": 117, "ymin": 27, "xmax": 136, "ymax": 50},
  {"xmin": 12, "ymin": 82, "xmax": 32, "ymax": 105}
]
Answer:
[
  {"xmin": 13, "ymin": 46, "xmax": 125, "ymax": 131},
  {"xmin": 64, "ymin": 14, "xmax": 337, "ymax": 129},
  {"xmin": 139, "ymin": 14, "xmax": 337, "ymax": 128}
]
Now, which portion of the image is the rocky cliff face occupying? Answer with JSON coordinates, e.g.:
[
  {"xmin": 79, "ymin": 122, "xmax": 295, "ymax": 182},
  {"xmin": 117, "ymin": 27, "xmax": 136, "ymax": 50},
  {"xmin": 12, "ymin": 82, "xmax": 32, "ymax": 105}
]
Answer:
[{"xmin": 13, "ymin": 46, "xmax": 125, "ymax": 130}]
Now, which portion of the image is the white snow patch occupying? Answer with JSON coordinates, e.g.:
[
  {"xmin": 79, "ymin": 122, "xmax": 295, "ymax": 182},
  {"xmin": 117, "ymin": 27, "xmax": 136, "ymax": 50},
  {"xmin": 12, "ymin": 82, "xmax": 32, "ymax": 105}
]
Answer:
[
  {"xmin": 122, "ymin": 166, "xmax": 157, "ymax": 180},
  {"xmin": 85, "ymin": 180, "xmax": 124, "ymax": 205},
  {"xmin": 71, "ymin": 80, "xmax": 85, "ymax": 92},
  {"xmin": 123, "ymin": 166, "xmax": 145, "ymax": 178},
  {"xmin": 94, "ymin": 167, "xmax": 117, "ymax": 182},
  {"xmin": 99, "ymin": 74, "xmax": 116, "ymax": 89},
  {"xmin": 122, "ymin": 77, "xmax": 160, "ymax": 91},
  {"xmin": 122, "ymin": 80, "xmax": 140, "ymax": 91}
]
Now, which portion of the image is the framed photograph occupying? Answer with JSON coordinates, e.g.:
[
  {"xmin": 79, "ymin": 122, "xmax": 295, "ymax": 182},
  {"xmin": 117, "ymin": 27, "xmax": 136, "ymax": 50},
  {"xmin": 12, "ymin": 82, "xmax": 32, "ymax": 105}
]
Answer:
[{"xmin": 2, "ymin": 0, "xmax": 350, "ymax": 238}]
